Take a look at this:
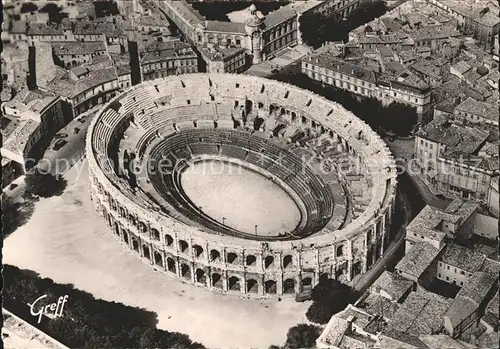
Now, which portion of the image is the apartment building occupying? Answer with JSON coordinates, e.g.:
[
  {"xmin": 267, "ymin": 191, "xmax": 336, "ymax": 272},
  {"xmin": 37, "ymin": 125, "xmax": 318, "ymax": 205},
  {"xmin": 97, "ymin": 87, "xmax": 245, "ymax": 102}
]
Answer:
[
  {"xmin": 415, "ymin": 119, "xmax": 498, "ymax": 213},
  {"xmin": 200, "ymin": 45, "xmax": 247, "ymax": 74},
  {"xmin": 301, "ymin": 54, "xmax": 431, "ymax": 115}
]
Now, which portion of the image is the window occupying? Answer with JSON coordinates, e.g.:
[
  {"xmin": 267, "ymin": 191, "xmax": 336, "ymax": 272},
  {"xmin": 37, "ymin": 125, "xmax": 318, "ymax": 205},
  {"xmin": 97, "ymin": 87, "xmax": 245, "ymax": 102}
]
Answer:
[
  {"xmin": 460, "ymin": 270, "xmax": 465, "ymax": 275},
  {"xmin": 446, "ymin": 276, "xmax": 449, "ymax": 280},
  {"xmin": 235, "ymin": 83, "xmax": 240, "ymax": 88},
  {"xmin": 430, "ymin": 143, "xmax": 433, "ymax": 149},
  {"xmin": 438, "ymin": 273, "xmax": 441, "ymax": 278},
  {"xmin": 447, "ymin": 265, "xmax": 450, "ymax": 270},
  {"xmin": 236, "ymin": 39, "xmax": 241, "ymax": 45}
]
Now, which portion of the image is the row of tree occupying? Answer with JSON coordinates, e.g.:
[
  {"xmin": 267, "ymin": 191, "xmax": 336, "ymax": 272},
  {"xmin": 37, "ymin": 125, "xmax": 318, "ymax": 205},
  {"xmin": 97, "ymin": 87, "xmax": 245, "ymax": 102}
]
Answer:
[
  {"xmin": 299, "ymin": 0, "xmax": 387, "ymax": 48},
  {"xmin": 272, "ymin": 72, "xmax": 419, "ymax": 136},
  {"xmin": 3, "ymin": 264, "xmax": 205, "ymax": 349}
]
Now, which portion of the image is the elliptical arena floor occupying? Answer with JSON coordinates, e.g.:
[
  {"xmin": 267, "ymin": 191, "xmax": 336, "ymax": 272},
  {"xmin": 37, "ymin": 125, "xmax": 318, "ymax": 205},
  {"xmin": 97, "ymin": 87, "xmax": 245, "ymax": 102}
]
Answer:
[{"xmin": 181, "ymin": 160, "xmax": 301, "ymax": 236}]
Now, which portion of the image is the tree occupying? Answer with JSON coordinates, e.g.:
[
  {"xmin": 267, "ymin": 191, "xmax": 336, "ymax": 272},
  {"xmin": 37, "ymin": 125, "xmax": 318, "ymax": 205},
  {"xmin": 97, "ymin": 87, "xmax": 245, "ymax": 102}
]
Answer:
[
  {"xmin": 284, "ymin": 324, "xmax": 322, "ymax": 349},
  {"xmin": 24, "ymin": 170, "xmax": 67, "ymax": 198},
  {"xmin": 20, "ymin": 2, "xmax": 38, "ymax": 13},
  {"xmin": 384, "ymin": 102, "xmax": 418, "ymax": 136},
  {"xmin": 347, "ymin": 0, "xmax": 387, "ymax": 30},
  {"xmin": 39, "ymin": 3, "xmax": 67, "ymax": 23},
  {"xmin": 2, "ymin": 194, "xmax": 35, "ymax": 238},
  {"xmin": 306, "ymin": 279, "xmax": 353, "ymax": 324}
]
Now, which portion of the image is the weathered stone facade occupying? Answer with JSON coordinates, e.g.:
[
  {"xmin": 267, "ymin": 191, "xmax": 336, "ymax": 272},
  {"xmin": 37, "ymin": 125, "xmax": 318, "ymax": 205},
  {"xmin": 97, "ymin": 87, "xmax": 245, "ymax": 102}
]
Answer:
[{"xmin": 86, "ymin": 73, "xmax": 397, "ymax": 297}]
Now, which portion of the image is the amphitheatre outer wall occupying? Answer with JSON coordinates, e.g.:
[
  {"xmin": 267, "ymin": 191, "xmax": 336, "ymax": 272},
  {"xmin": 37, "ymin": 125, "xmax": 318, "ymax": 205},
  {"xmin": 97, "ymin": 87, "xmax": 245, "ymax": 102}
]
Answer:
[{"xmin": 86, "ymin": 73, "xmax": 398, "ymax": 297}]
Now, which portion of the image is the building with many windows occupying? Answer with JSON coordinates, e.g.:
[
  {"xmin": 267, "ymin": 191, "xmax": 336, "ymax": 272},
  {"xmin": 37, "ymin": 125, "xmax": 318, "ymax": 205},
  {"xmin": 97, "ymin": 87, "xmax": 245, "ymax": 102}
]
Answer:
[
  {"xmin": 139, "ymin": 41, "xmax": 198, "ymax": 80},
  {"xmin": 152, "ymin": 0, "xmax": 364, "ymax": 65},
  {"xmin": 199, "ymin": 45, "xmax": 247, "ymax": 73},
  {"xmin": 415, "ymin": 119, "xmax": 499, "ymax": 215},
  {"xmin": 301, "ymin": 54, "xmax": 432, "ymax": 115}
]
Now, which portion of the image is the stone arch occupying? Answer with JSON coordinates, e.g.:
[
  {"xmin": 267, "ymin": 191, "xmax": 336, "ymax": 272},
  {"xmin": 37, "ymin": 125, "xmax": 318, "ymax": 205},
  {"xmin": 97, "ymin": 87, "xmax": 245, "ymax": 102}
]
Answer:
[
  {"xmin": 245, "ymin": 99, "xmax": 253, "ymax": 114},
  {"xmin": 167, "ymin": 257, "xmax": 176, "ymax": 273},
  {"xmin": 151, "ymin": 228, "xmax": 160, "ymax": 241},
  {"xmin": 283, "ymin": 278, "xmax": 296, "ymax": 294},
  {"xmin": 301, "ymin": 115, "xmax": 307, "ymax": 124},
  {"xmin": 246, "ymin": 279, "xmax": 259, "ymax": 293},
  {"xmin": 264, "ymin": 255, "xmax": 274, "ymax": 269},
  {"xmin": 280, "ymin": 107, "xmax": 286, "ymax": 116},
  {"xmin": 180, "ymin": 263, "xmax": 191, "ymax": 279},
  {"xmin": 283, "ymin": 255, "xmax": 294, "ymax": 269},
  {"xmin": 301, "ymin": 277, "xmax": 313, "ymax": 291},
  {"xmin": 142, "ymin": 244, "xmax": 150, "ymax": 260},
  {"xmin": 123, "ymin": 231, "xmax": 129, "ymax": 244},
  {"xmin": 265, "ymin": 280, "xmax": 277, "ymax": 294},
  {"xmin": 179, "ymin": 240, "xmax": 189, "ymax": 253},
  {"xmin": 336, "ymin": 245, "xmax": 344, "ymax": 257},
  {"xmin": 129, "ymin": 214, "xmax": 136, "ymax": 225},
  {"xmin": 193, "ymin": 244, "xmax": 204, "ymax": 258},
  {"xmin": 154, "ymin": 251, "xmax": 163, "ymax": 266},
  {"xmin": 366, "ymin": 230, "xmax": 372, "ymax": 244},
  {"xmin": 138, "ymin": 221, "xmax": 147, "ymax": 234},
  {"xmin": 246, "ymin": 255, "xmax": 257, "ymax": 266},
  {"xmin": 113, "ymin": 222, "xmax": 120, "ymax": 236},
  {"xmin": 195, "ymin": 268, "xmax": 206, "ymax": 284},
  {"xmin": 291, "ymin": 111, "xmax": 297, "ymax": 122},
  {"xmin": 165, "ymin": 234, "xmax": 174, "ymax": 246},
  {"xmin": 269, "ymin": 104, "xmax": 276, "ymax": 114},
  {"xmin": 132, "ymin": 238, "xmax": 139, "ymax": 253},
  {"xmin": 227, "ymin": 252, "xmax": 238, "ymax": 264},
  {"xmin": 258, "ymin": 102, "xmax": 264, "ymax": 109},
  {"xmin": 210, "ymin": 249, "xmax": 221, "ymax": 262},
  {"xmin": 212, "ymin": 272, "xmax": 223, "ymax": 289},
  {"xmin": 228, "ymin": 276, "xmax": 241, "ymax": 291}
]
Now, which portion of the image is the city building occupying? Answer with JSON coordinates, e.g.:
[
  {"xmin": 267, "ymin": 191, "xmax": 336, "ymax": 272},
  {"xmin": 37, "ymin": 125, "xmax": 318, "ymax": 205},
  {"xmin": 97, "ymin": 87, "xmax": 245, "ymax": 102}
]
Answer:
[
  {"xmin": 199, "ymin": 45, "xmax": 247, "ymax": 73},
  {"xmin": 301, "ymin": 54, "xmax": 432, "ymax": 115},
  {"xmin": 139, "ymin": 41, "xmax": 198, "ymax": 80},
  {"xmin": 51, "ymin": 41, "xmax": 108, "ymax": 68},
  {"xmin": 415, "ymin": 119, "xmax": 499, "ymax": 215},
  {"xmin": 404, "ymin": 199, "xmax": 479, "ymax": 251},
  {"xmin": 1, "ymin": 89, "xmax": 65, "ymax": 172},
  {"xmin": 153, "ymin": 0, "xmax": 363, "ymax": 65},
  {"xmin": 426, "ymin": 0, "xmax": 499, "ymax": 50}
]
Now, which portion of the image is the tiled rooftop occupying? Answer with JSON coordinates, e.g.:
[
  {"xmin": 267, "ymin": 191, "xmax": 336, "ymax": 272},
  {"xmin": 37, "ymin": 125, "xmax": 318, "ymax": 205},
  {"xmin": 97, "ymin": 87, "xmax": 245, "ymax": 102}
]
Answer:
[
  {"xmin": 388, "ymin": 291, "xmax": 452, "ymax": 336},
  {"xmin": 454, "ymin": 97, "xmax": 499, "ymax": 122},
  {"xmin": 358, "ymin": 293, "xmax": 401, "ymax": 320},
  {"xmin": 2, "ymin": 118, "xmax": 40, "ymax": 156},
  {"xmin": 46, "ymin": 65, "xmax": 118, "ymax": 99},
  {"xmin": 200, "ymin": 45, "xmax": 246, "ymax": 61},
  {"xmin": 440, "ymin": 243, "xmax": 486, "ymax": 272},
  {"xmin": 52, "ymin": 41, "xmax": 107, "ymax": 56},
  {"xmin": 372, "ymin": 271, "xmax": 413, "ymax": 302},
  {"xmin": 418, "ymin": 119, "xmax": 489, "ymax": 155},
  {"xmin": 444, "ymin": 199, "xmax": 479, "ymax": 221},
  {"xmin": 304, "ymin": 54, "xmax": 378, "ymax": 84},
  {"xmin": 395, "ymin": 242, "xmax": 440, "ymax": 279},
  {"xmin": 444, "ymin": 271, "xmax": 497, "ymax": 328},
  {"xmin": 204, "ymin": 20, "xmax": 246, "ymax": 34},
  {"xmin": 432, "ymin": 0, "xmax": 500, "ymax": 27},
  {"xmin": 168, "ymin": 0, "xmax": 204, "ymax": 26}
]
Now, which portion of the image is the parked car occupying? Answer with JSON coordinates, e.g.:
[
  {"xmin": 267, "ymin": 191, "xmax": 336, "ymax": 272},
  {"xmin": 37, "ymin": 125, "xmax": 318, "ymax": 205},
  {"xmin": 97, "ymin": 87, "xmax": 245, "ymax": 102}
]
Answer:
[
  {"xmin": 53, "ymin": 139, "xmax": 67, "ymax": 151},
  {"xmin": 73, "ymin": 127, "xmax": 80, "ymax": 134},
  {"xmin": 54, "ymin": 133, "xmax": 68, "ymax": 139}
]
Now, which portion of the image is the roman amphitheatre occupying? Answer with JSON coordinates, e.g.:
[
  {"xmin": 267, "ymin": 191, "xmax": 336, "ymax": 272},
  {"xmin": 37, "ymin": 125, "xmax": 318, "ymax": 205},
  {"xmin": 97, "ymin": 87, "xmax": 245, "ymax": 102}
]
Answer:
[{"xmin": 86, "ymin": 73, "xmax": 397, "ymax": 297}]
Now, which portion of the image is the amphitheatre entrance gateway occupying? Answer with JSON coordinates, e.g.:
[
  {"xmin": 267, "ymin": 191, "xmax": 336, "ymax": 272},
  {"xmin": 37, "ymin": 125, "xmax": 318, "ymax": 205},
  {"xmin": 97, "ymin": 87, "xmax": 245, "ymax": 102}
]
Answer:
[
  {"xmin": 87, "ymin": 73, "xmax": 397, "ymax": 296},
  {"xmin": 181, "ymin": 160, "xmax": 301, "ymax": 237}
]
